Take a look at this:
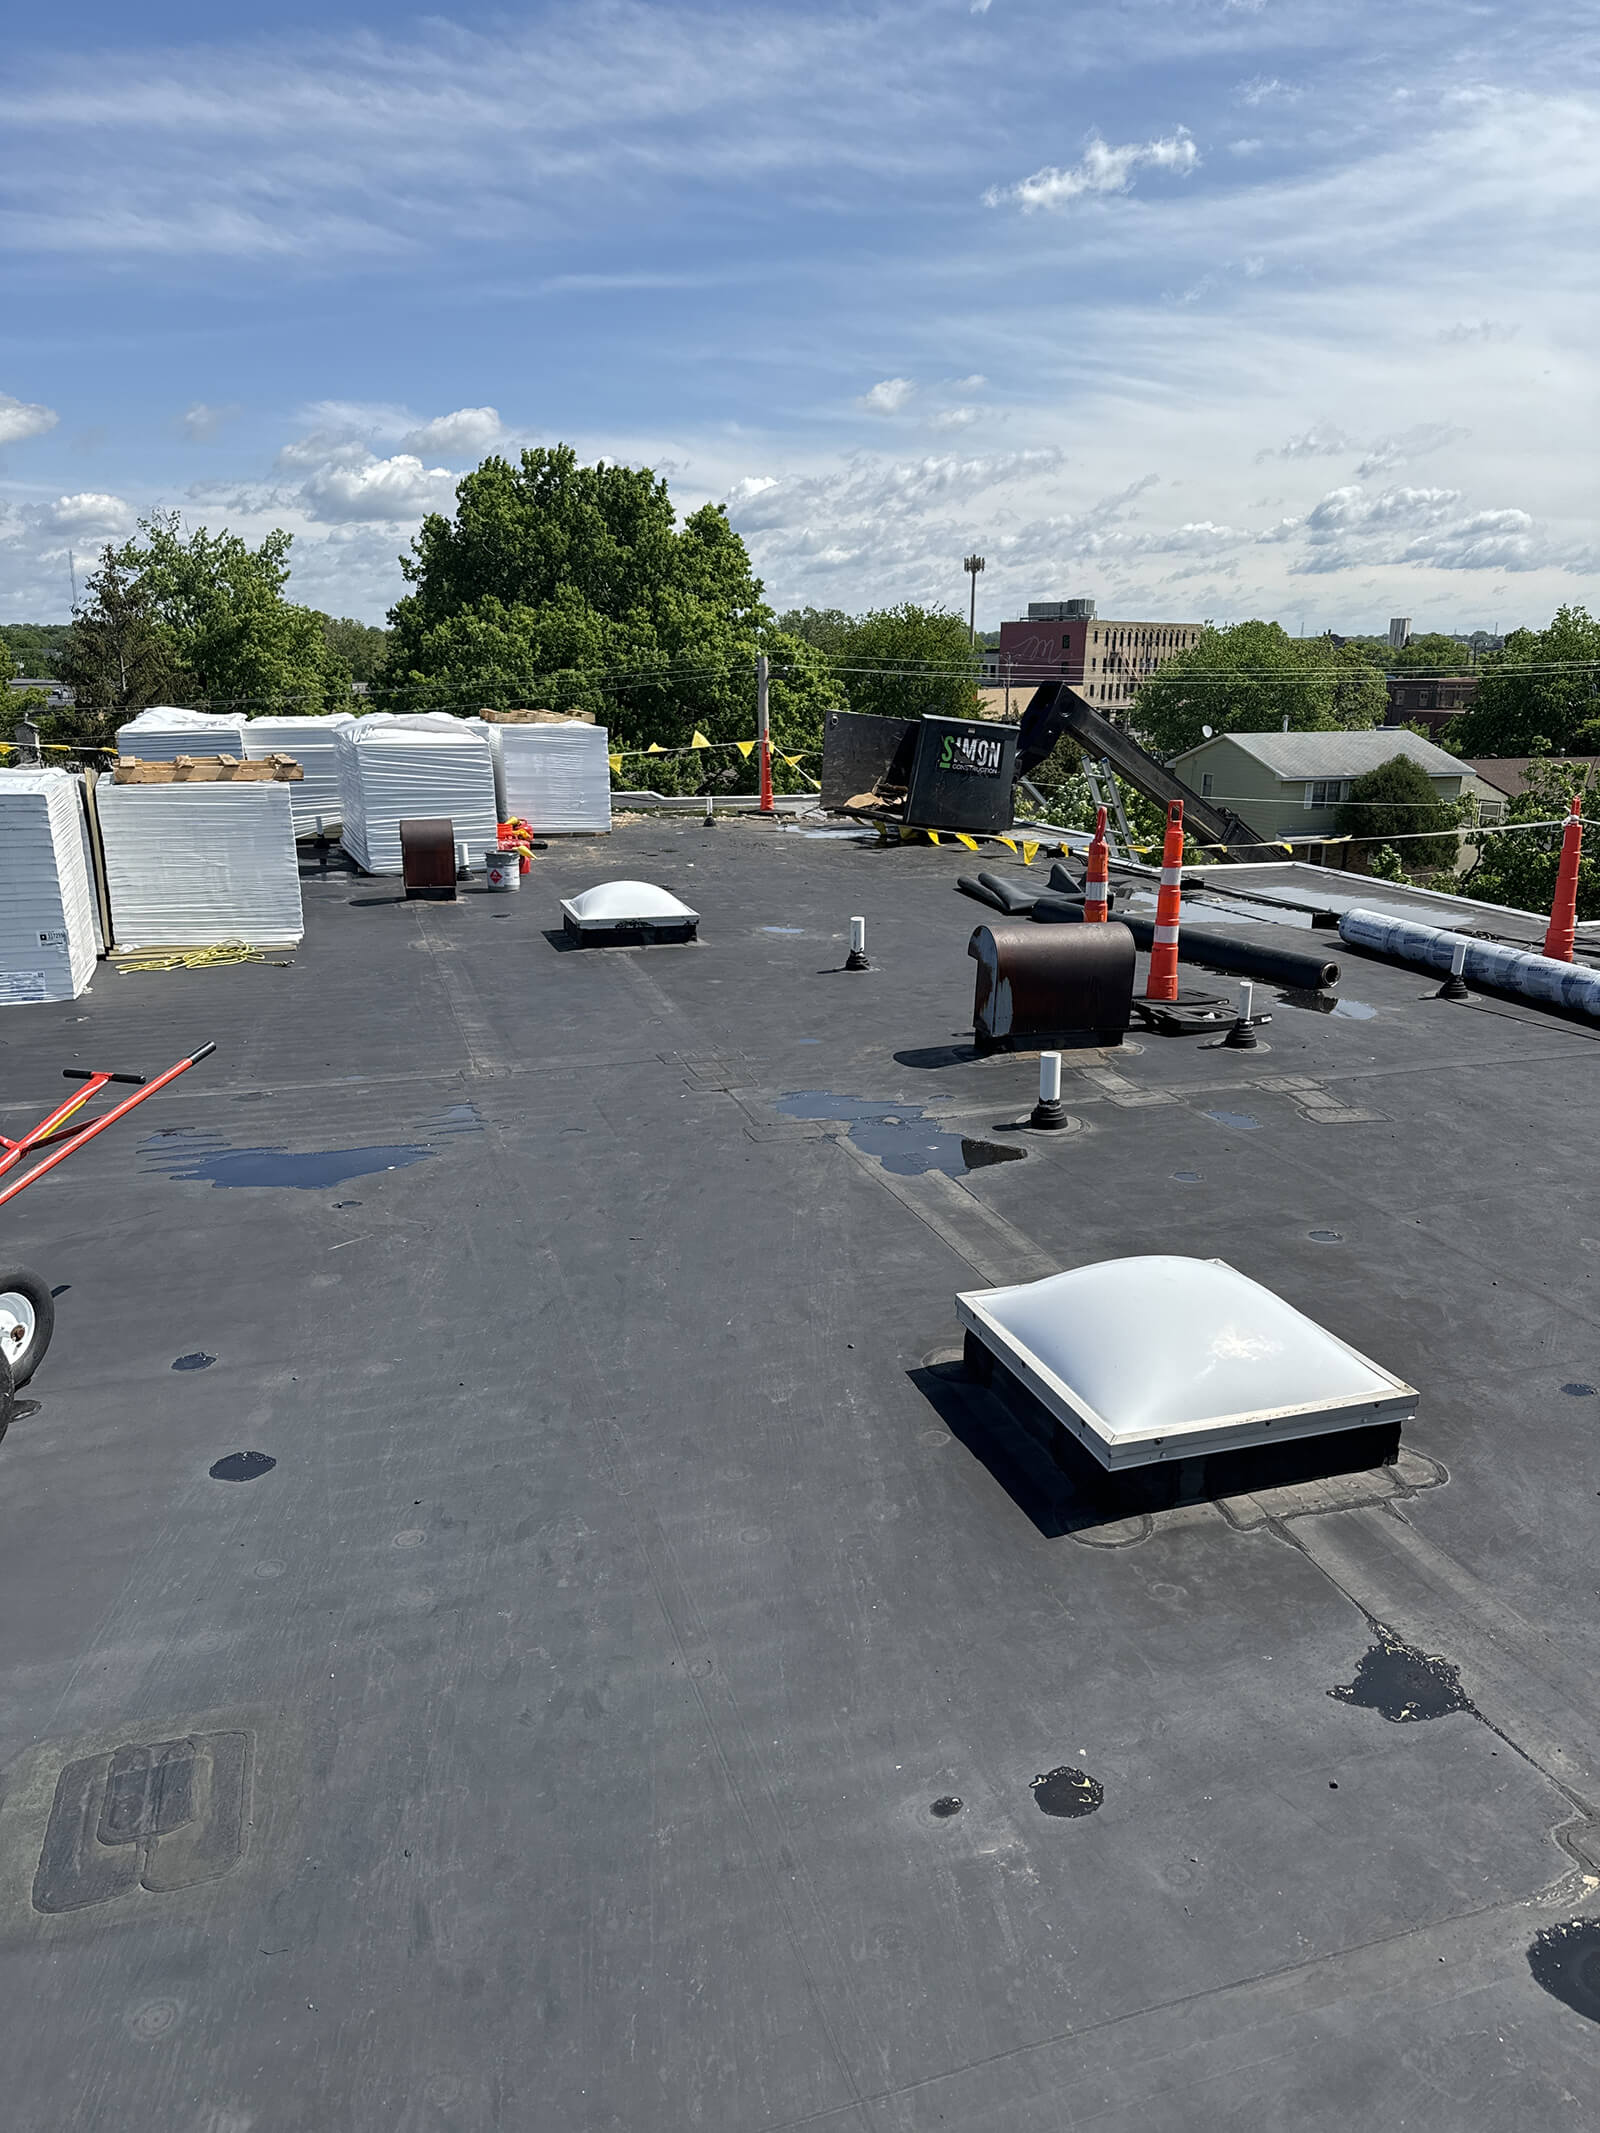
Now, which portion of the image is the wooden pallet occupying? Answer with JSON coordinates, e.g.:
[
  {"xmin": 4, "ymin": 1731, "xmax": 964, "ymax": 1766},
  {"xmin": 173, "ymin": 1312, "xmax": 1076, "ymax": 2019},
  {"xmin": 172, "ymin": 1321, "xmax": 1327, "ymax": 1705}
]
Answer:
[{"xmin": 113, "ymin": 754, "xmax": 304, "ymax": 784}]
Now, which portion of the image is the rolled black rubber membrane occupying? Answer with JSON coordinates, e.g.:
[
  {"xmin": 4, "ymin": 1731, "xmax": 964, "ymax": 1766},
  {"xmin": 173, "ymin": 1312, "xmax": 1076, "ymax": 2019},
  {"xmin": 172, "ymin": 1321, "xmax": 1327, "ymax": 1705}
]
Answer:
[{"xmin": 1108, "ymin": 912, "xmax": 1340, "ymax": 990}]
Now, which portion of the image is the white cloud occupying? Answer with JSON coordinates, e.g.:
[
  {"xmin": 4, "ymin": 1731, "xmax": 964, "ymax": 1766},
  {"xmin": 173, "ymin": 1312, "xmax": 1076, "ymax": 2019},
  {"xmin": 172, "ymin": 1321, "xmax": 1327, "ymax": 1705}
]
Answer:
[
  {"xmin": 1355, "ymin": 422, "xmax": 1469, "ymax": 475},
  {"xmin": 985, "ymin": 129, "xmax": 1199, "ymax": 212},
  {"xmin": 1257, "ymin": 425, "xmax": 1358, "ymax": 462},
  {"xmin": 400, "ymin": 407, "xmax": 504, "ymax": 457},
  {"xmin": 1236, "ymin": 75, "xmax": 1298, "ymax": 105},
  {"xmin": 43, "ymin": 492, "xmax": 135, "ymax": 536},
  {"xmin": 1437, "ymin": 319, "xmax": 1519, "ymax": 344},
  {"xmin": 1229, "ymin": 138, "xmax": 1264, "ymax": 156},
  {"xmin": 930, "ymin": 406, "xmax": 982, "ymax": 431},
  {"xmin": 949, "ymin": 374, "xmax": 987, "ymax": 391},
  {"xmin": 180, "ymin": 402, "xmax": 235, "ymax": 442},
  {"xmin": 298, "ymin": 453, "xmax": 459, "ymax": 524},
  {"xmin": 0, "ymin": 394, "xmax": 59, "ymax": 446},
  {"xmin": 859, "ymin": 377, "xmax": 916, "ymax": 414}
]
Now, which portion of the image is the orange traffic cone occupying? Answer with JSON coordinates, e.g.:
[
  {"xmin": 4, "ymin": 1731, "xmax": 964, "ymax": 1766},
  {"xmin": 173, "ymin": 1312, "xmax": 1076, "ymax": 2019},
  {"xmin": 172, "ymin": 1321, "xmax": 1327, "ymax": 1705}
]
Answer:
[
  {"xmin": 1084, "ymin": 808, "xmax": 1109, "ymax": 921},
  {"xmin": 1543, "ymin": 795, "xmax": 1584, "ymax": 962},
  {"xmin": 1146, "ymin": 801, "xmax": 1184, "ymax": 1001}
]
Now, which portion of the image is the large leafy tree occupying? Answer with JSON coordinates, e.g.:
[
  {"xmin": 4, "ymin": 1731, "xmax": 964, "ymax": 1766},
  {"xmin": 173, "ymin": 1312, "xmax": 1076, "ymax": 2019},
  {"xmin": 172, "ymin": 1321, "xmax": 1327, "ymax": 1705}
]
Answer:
[
  {"xmin": 1463, "ymin": 759, "xmax": 1600, "ymax": 919},
  {"xmin": 825, "ymin": 604, "xmax": 980, "ymax": 723},
  {"xmin": 60, "ymin": 515, "xmax": 349, "ymax": 720},
  {"xmin": 385, "ymin": 446, "xmax": 834, "ymax": 791},
  {"xmin": 322, "ymin": 616, "xmax": 390, "ymax": 686},
  {"xmin": 1134, "ymin": 620, "xmax": 1386, "ymax": 757},
  {"xmin": 130, "ymin": 513, "xmax": 349, "ymax": 713},
  {"xmin": 56, "ymin": 545, "xmax": 176, "ymax": 734},
  {"xmin": 1453, "ymin": 606, "xmax": 1600, "ymax": 757},
  {"xmin": 1336, "ymin": 754, "xmax": 1461, "ymax": 869}
]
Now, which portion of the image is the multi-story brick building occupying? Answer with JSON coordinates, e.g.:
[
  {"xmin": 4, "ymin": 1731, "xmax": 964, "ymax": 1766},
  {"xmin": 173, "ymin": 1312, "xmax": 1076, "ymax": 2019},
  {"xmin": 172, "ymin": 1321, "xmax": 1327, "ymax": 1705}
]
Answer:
[{"xmin": 994, "ymin": 599, "xmax": 1204, "ymax": 709}]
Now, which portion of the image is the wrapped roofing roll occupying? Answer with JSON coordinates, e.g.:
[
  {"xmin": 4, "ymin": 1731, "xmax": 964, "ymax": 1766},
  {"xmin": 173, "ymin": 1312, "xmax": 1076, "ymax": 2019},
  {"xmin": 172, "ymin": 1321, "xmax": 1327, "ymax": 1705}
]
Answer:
[{"xmin": 1339, "ymin": 907, "xmax": 1600, "ymax": 1017}]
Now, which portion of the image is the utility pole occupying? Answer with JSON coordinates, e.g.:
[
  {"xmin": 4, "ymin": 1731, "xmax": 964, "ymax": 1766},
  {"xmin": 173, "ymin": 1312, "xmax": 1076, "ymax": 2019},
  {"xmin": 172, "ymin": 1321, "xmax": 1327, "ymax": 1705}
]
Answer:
[
  {"xmin": 963, "ymin": 553, "xmax": 985, "ymax": 647},
  {"xmin": 755, "ymin": 652, "xmax": 773, "ymax": 816}
]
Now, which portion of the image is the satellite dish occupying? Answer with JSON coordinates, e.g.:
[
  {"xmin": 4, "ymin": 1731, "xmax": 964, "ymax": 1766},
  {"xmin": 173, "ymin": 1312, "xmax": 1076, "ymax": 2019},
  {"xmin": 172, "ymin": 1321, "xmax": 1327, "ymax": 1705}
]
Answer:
[{"xmin": 1201, "ymin": 724, "xmax": 1213, "ymax": 738}]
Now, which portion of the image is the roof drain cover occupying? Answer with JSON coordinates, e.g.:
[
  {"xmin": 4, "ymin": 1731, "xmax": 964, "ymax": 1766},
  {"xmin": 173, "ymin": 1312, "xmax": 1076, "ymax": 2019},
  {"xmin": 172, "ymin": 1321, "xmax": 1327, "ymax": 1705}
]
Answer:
[
  {"xmin": 560, "ymin": 881, "xmax": 699, "ymax": 944},
  {"xmin": 957, "ymin": 1254, "xmax": 1416, "ymax": 1501}
]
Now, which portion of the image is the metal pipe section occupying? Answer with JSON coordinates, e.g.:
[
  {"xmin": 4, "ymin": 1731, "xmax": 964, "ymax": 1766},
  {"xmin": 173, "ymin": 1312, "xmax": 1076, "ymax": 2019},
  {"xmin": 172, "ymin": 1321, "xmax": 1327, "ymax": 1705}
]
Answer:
[
  {"xmin": 1108, "ymin": 914, "xmax": 1341, "ymax": 990},
  {"xmin": 1338, "ymin": 908, "xmax": 1600, "ymax": 1018}
]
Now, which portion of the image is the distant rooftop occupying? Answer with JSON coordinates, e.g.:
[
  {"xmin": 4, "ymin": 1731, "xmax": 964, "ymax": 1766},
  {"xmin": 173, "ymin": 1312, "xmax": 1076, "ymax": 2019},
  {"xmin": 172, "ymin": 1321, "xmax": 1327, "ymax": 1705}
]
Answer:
[
  {"xmin": 1174, "ymin": 729, "xmax": 1470, "ymax": 780},
  {"xmin": 1468, "ymin": 756, "xmax": 1600, "ymax": 799}
]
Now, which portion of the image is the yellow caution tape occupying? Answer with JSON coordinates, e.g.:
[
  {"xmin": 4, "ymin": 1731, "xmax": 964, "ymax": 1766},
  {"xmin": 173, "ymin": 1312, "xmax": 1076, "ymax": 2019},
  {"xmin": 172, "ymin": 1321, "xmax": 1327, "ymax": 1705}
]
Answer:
[
  {"xmin": 1022, "ymin": 840, "xmax": 1040, "ymax": 866},
  {"xmin": 691, "ymin": 730, "xmax": 711, "ymax": 749},
  {"xmin": 736, "ymin": 740, "xmax": 755, "ymax": 758},
  {"xmin": 607, "ymin": 753, "xmax": 623, "ymax": 772},
  {"xmin": 954, "ymin": 833, "xmax": 979, "ymax": 852}
]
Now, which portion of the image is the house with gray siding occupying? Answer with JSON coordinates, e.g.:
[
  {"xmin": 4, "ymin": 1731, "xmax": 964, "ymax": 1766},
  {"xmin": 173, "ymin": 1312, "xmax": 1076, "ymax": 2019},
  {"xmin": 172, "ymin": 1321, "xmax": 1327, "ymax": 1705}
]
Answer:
[{"xmin": 1168, "ymin": 730, "xmax": 1474, "ymax": 848}]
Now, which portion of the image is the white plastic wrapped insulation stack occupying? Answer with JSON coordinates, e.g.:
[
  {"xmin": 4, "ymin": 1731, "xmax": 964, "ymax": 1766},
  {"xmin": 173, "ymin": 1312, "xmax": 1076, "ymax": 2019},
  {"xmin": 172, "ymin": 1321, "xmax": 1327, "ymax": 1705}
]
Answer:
[
  {"xmin": 334, "ymin": 714, "xmax": 499, "ymax": 875},
  {"xmin": 96, "ymin": 782, "xmax": 304, "ymax": 949},
  {"xmin": 113, "ymin": 705, "xmax": 251, "ymax": 761},
  {"xmin": 0, "ymin": 771, "xmax": 99, "ymax": 1003},
  {"xmin": 496, "ymin": 722, "xmax": 613, "ymax": 835},
  {"xmin": 245, "ymin": 714, "xmax": 355, "ymax": 835},
  {"xmin": 461, "ymin": 719, "xmax": 508, "ymax": 821}
]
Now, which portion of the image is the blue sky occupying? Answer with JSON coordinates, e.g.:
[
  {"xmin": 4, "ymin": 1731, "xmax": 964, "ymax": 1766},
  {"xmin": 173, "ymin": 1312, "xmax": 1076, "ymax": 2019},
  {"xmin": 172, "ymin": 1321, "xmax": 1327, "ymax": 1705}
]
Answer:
[{"xmin": 2, "ymin": 0, "xmax": 1596, "ymax": 633}]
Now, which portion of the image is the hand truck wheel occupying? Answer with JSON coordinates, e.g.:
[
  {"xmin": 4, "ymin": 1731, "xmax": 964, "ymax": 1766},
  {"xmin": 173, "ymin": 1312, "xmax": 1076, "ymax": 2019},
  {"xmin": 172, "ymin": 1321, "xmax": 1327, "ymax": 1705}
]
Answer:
[{"xmin": 0, "ymin": 1265, "xmax": 55, "ymax": 1388}]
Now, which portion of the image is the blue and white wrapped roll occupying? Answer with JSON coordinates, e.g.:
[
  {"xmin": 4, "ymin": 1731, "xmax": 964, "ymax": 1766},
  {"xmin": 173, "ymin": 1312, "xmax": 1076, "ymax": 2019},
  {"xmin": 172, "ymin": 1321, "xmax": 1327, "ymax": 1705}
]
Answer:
[{"xmin": 1338, "ymin": 907, "xmax": 1600, "ymax": 1018}]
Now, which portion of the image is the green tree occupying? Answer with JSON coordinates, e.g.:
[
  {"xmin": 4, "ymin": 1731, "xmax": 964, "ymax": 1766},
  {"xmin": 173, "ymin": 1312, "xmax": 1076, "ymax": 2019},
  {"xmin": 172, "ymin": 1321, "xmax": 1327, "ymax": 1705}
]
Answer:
[
  {"xmin": 1387, "ymin": 632, "xmax": 1475, "ymax": 673},
  {"xmin": 1135, "ymin": 621, "xmax": 1386, "ymax": 756},
  {"xmin": 1336, "ymin": 753, "xmax": 1461, "ymax": 870},
  {"xmin": 386, "ymin": 446, "xmax": 835, "ymax": 793},
  {"xmin": 129, "ymin": 513, "xmax": 349, "ymax": 712},
  {"xmin": 56, "ymin": 544, "xmax": 178, "ymax": 735},
  {"xmin": 1463, "ymin": 760, "xmax": 1600, "ymax": 919},
  {"xmin": 322, "ymin": 616, "xmax": 390, "ymax": 687},
  {"xmin": 828, "ymin": 604, "xmax": 979, "ymax": 723},
  {"xmin": 0, "ymin": 622, "xmax": 75, "ymax": 677},
  {"xmin": 1453, "ymin": 606, "xmax": 1600, "ymax": 757},
  {"xmin": 776, "ymin": 607, "xmax": 853, "ymax": 655}
]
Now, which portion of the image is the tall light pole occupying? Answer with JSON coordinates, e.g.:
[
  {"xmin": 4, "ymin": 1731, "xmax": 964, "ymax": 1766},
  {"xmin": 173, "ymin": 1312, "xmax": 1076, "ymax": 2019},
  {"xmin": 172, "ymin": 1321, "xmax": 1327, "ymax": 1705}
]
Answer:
[{"xmin": 963, "ymin": 553, "xmax": 985, "ymax": 648}]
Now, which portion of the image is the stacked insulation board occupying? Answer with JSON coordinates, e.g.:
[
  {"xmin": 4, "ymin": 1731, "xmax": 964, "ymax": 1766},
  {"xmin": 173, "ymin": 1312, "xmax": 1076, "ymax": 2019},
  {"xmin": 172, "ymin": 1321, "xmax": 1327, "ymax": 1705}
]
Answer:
[
  {"xmin": 0, "ymin": 771, "xmax": 99, "ymax": 1004},
  {"xmin": 496, "ymin": 722, "xmax": 613, "ymax": 835},
  {"xmin": 335, "ymin": 716, "xmax": 499, "ymax": 875},
  {"xmin": 114, "ymin": 706, "xmax": 251, "ymax": 760},
  {"xmin": 246, "ymin": 715, "xmax": 355, "ymax": 835},
  {"xmin": 96, "ymin": 782, "xmax": 304, "ymax": 949}
]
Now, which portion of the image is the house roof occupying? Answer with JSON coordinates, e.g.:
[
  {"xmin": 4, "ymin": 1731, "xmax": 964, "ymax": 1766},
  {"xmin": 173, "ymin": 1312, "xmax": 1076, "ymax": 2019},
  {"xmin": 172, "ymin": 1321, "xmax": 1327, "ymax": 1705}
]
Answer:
[
  {"xmin": 1467, "ymin": 755, "xmax": 1600, "ymax": 798},
  {"xmin": 1172, "ymin": 729, "xmax": 1469, "ymax": 781}
]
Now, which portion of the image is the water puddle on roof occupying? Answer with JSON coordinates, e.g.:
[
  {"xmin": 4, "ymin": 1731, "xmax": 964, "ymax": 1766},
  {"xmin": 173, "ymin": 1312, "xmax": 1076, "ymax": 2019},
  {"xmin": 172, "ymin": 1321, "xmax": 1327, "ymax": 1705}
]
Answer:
[
  {"xmin": 1202, "ymin": 1109, "xmax": 1261, "ymax": 1132},
  {"xmin": 929, "ymin": 1795, "xmax": 964, "ymax": 1820},
  {"xmin": 172, "ymin": 1352, "xmax": 215, "ymax": 1371},
  {"xmin": 143, "ymin": 1131, "xmax": 436, "ymax": 1190},
  {"xmin": 1030, "ymin": 1766, "xmax": 1104, "ymax": 1818},
  {"xmin": 209, "ymin": 1451, "xmax": 276, "ymax": 1483},
  {"xmin": 775, "ymin": 1091, "xmax": 1026, "ymax": 1178},
  {"xmin": 1527, "ymin": 1920, "xmax": 1600, "ymax": 2023},
  {"xmin": 1277, "ymin": 990, "xmax": 1377, "ymax": 1020},
  {"xmin": 1329, "ymin": 1625, "xmax": 1473, "ymax": 1723}
]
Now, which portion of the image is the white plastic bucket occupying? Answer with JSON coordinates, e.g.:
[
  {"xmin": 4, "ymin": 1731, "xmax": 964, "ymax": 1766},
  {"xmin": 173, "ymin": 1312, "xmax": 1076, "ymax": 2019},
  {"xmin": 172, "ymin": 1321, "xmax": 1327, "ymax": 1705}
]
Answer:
[{"xmin": 485, "ymin": 848, "xmax": 520, "ymax": 892}]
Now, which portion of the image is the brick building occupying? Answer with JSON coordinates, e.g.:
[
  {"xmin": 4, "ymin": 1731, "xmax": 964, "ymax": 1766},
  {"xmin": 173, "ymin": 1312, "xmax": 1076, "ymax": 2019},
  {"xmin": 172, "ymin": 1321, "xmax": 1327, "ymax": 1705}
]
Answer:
[
  {"xmin": 994, "ymin": 599, "xmax": 1204, "ymax": 707},
  {"xmin": 1382, "ymin": 673, "xmax": 1477, "ymax": 737}
]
